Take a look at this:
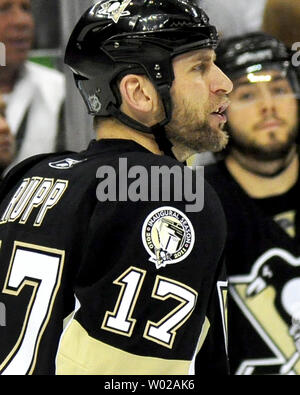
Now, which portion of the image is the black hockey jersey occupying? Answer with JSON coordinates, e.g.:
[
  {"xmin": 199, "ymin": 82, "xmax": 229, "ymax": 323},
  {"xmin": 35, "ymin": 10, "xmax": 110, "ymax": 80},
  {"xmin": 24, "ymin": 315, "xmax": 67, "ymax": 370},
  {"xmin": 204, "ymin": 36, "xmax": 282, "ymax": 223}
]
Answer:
[
  {"xmin": 0, "ymin": 139, "xmax": 228, "ymax": 375},
  {"xmin": 206, "ymin": 161, "xmax": 300, "ymax": 375}
]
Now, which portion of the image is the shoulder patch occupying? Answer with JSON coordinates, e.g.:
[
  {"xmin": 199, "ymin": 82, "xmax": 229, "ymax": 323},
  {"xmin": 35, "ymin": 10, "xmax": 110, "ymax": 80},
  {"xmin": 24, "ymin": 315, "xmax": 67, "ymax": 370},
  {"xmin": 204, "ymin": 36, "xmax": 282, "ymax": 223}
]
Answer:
[{"xmin": 142, "ymin": 206, "xmax": 195, "ymax": 270}]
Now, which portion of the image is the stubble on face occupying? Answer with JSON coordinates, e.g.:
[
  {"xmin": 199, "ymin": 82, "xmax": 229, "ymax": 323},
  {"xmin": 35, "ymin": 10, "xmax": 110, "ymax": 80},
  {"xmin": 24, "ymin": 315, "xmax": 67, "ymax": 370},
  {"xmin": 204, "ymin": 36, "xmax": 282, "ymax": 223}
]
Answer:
[
  {"xmin": 227, "ymin": 120, "xmax": 298, "ymax": 161},
  {"xmin": 165, "ymin": 96, "xmax": 229, "ymax": 153}
]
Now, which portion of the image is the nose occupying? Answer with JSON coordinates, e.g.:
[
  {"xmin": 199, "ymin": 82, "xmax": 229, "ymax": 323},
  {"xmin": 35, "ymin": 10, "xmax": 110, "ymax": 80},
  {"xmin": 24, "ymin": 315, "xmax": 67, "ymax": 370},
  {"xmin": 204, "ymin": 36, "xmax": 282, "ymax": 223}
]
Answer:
[
  {"xmin": 210, "ymin": 65, "xmax": 233, "ymax": 95},
  {"xmin": 8, "ymin": 4, "xmax": 33, "ymax": 30},
  {"xmin": 257, "ymin": 85, "xmax": 276, "ymax": 115}
]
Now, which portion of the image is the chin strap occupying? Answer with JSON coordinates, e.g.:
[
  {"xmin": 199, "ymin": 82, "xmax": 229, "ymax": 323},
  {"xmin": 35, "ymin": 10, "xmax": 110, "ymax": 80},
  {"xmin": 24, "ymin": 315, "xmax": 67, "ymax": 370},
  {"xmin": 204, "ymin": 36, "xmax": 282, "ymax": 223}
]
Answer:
[
  {"xmin": 150, "ymin": 123, "xmax": 175, "ymax": 158},
  {"xmin": 107, "ymin": 83, "xmax": 176, "ymax": 159}
]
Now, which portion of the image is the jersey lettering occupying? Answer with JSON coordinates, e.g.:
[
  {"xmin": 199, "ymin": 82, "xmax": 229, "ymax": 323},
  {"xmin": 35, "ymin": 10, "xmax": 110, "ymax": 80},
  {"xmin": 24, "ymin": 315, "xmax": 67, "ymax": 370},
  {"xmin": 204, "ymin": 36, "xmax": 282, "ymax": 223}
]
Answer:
[
  {"xmin": 0, "ymin": 241, "xmax": 65, "ymax": 375},
  {"xmin": 101, "ymin": 267, "xmax": 198, "ymax": 349},
  {"xmin": 0, "ymin": 178, "xmax": 68, "ymax": 227}
]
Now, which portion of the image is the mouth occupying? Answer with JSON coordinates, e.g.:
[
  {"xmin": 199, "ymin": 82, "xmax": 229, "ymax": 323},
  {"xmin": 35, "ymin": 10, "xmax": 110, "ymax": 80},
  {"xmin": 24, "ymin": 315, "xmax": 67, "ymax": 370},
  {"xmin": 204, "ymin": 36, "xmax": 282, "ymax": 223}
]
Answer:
[
  {"xmin": 0, "ymin": 143, "xmax": 13, "ymax": 153},
  {"xmin": 210, "ymin": 102, "xmax": 230, "ymax": 124},
  {"xmin": 0, "ymin": 135, "xmax": 13, "ymax": 149},
  {"xmin": 7, "ymin": 37, "xmax": 32, "ymax": 51},
  {"xmin": 256, "ymin": 118, "xmax": 285, "ymax": 130}
]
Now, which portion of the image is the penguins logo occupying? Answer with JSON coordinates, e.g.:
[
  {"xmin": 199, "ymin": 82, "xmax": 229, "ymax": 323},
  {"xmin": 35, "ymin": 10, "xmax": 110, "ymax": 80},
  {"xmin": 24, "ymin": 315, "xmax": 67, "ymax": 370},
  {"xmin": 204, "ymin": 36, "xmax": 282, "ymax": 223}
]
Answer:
[
  {"xmin": 142, "ymin": 207, "xmax": 195, "ymax": 270},
  {"xmin": 230, "ymin": 248, "xmax": 300, "ymax": 375},
  {"xmin": 91, "ymin": 0, "xmax": 132, "ymax": 23}
]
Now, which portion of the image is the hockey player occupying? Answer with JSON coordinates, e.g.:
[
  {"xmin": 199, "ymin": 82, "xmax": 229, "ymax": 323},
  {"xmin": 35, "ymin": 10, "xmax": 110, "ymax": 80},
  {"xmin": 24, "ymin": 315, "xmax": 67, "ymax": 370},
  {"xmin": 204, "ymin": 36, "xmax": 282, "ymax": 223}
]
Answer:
[
  {"xmin": 0, "ymin": 0, "xmax": 232, "ymax": 375},
  {"xmin": 206, "ymin": 32, "xmax": 300, "ymax": 375}
]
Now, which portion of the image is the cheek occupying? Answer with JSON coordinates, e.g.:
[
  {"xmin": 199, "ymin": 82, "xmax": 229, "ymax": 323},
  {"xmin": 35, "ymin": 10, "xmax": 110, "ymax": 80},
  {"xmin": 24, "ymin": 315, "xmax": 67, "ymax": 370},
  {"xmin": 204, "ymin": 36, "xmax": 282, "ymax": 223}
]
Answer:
[
  {"xmin": 227, "ymin": 106, "xmax": 253, "ymax": 128},
  {"xmin": 190, "ymin": 81, "xmax": 211, "ymax": 117},
  {"xmin": 278, "ymin": 98, "xmax": 298, "ymax": 122},
  {"xmin": 173, "ymin": 79, "xmax": 193, "ymax": 100},
  {"xmin": 0, "ymin": 116, "xmax": 9, "ymax": 131},
  {"xmin": 0, "ymin": 22, "xmax": 7, "ymax": 40},
  {"xmin": 171, "ymin": 75, "xmax": 211, "ymax": 121}
]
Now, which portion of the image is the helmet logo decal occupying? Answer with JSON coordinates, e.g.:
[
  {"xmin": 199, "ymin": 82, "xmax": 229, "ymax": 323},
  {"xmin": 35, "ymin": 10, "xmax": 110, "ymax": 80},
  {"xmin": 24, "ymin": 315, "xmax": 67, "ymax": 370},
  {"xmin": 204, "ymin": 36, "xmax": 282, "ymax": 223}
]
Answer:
[
  {"xmin": 92, "ymin": 0, "xmax": 132, "ymax": 23},
  {"xmin": 88, "ymin": 94, "xmax": 102, "ymax": 113},
  {"xmin": 142, "ymin": 207, "xmax": 195, "ymax": 270}
]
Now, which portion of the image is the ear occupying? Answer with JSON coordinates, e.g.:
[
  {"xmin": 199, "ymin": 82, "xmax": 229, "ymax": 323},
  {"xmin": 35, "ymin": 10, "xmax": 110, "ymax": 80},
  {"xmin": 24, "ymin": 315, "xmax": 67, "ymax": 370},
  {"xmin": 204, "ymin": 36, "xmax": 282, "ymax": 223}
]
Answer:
[{"xmin": 119, "ymin": 74, "xmax": 156, "ymax": 113}]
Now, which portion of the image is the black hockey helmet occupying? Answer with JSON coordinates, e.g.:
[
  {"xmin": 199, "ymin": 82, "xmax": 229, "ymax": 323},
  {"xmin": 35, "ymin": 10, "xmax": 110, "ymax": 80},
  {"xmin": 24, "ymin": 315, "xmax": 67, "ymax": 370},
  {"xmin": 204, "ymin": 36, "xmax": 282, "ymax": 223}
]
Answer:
[
  {"xmin": 65, "ymin": 0, "xmax": 219, "ymax": 155},
  {"xmin": 216, "ymin": 32, "xmax": 300, "ymax": 95}
]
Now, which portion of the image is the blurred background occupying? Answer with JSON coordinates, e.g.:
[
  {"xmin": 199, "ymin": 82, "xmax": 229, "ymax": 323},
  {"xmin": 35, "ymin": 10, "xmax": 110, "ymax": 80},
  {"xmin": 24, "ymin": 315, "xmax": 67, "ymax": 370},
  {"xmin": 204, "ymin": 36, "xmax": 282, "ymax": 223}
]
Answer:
[
  {"xmin": 29, "ymin": 0, "xmax": 96, "ymax": 151},
  {"xmin": 30, "ymin": 0, "xmax": 61, "ymax": 69}
]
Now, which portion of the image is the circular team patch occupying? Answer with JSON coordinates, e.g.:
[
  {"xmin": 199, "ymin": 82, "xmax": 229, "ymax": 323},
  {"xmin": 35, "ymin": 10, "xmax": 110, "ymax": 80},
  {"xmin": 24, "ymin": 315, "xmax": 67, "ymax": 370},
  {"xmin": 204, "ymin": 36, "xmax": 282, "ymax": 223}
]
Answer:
[{"xmin": 142, "ymin": 206, "xmax": 195, "ymax": 270}]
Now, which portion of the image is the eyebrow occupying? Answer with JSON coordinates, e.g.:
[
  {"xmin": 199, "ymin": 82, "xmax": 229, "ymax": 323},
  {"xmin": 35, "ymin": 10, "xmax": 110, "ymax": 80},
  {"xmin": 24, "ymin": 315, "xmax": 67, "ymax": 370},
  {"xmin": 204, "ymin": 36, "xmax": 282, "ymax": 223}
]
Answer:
[{"xmin": 191, "ymin": 50, "xmax": 216, "ymax": 63}]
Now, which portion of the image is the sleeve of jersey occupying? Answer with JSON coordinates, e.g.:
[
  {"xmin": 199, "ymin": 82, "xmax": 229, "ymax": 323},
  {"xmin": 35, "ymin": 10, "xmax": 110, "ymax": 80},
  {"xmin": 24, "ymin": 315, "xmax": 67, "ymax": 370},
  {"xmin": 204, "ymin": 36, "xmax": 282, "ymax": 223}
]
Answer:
[{"xmin": 55, "ymin": 166, "xmax": 228, "ymax": 375}]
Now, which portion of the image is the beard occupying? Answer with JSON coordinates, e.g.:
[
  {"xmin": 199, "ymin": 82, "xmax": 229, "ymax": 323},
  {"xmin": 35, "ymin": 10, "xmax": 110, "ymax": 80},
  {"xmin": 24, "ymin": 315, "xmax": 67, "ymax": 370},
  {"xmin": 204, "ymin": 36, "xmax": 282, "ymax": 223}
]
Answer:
[
  {"xmin": 164, "ymin": 98, "xmax": 229, "ymax": 153},
  {"xmin": 228, "ymin": 123, "xmax": 298, "ymax": 162}
]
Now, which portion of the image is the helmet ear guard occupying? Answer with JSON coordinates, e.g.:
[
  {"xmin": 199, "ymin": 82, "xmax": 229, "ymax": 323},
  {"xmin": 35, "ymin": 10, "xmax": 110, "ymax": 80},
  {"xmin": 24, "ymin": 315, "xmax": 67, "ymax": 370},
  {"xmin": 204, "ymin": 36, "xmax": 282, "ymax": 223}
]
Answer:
[
  {"xmin": 74, "ymin": 62, "xmax": 145, "ymax": 117},
  {"xmin": 86, "ymin": 38, "xmax": 176, "ymax": 118},
  {"xmin": 65, "ymin": 0, "xmax": 219, "ymax": 156}
]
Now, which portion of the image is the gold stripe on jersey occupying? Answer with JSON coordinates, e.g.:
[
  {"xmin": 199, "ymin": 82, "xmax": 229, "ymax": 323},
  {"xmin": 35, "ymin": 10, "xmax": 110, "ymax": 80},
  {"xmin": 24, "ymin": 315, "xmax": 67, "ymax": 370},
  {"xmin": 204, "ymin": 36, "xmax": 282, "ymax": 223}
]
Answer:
[
  {"xmin": 56, "ymin": 319, "xmax": 204, "ymax": 375},
  {"xmin": 196, "ymin": 316, "xmax": 210, "ymax": 354}
]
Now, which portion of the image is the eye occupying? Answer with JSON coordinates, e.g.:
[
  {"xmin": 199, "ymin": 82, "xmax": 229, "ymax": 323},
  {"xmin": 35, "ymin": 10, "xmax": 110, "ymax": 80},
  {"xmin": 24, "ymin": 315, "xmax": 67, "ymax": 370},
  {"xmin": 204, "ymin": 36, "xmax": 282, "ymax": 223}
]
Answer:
[
  {"xmin": 0, "ymin": 2, "xmax": 11, "ymax": 13},
  {"xmin": 21, "ymin": 1, "xmax": 31, "ymax": 12},
  {"xmin": 193, "ymin": 63, "xmax": 208, "ymax": 73},
  {"xmin": 236, "ymin": 92, "xmax": 256, "ymax": 101},
  {"xmin": 0, "ymin": 1, "xmax": 31, "ymax": 13},
  {"xmin": 272, "ymin": 86, "xmax": 289, "ymax": 96}
]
